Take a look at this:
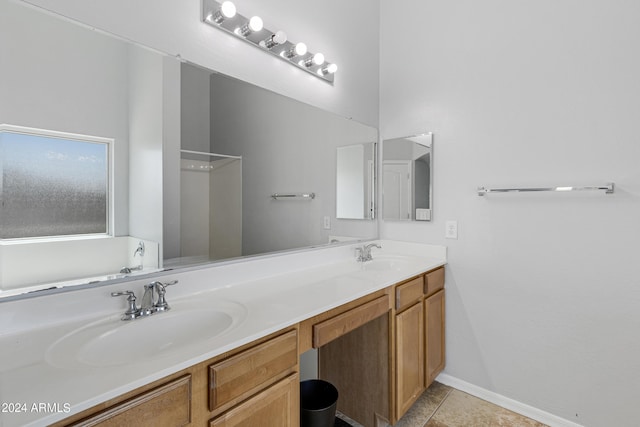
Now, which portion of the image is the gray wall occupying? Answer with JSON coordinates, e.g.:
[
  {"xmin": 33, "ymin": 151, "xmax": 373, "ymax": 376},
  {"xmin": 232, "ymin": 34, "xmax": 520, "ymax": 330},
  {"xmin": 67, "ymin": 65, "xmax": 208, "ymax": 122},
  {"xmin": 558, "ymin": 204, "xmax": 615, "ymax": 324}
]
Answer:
[
  {"xmin": 1, "ymin": 0, "xmax": 130, "ymax": 235},
  {"xmin": 23, "ymin": 0, "xmax": 380, "ymax": 127},
  {"xmin": 162, "ymin": 56, "xmax": 182, "ymax": 260},
  {"xmin": 181, "ymin": 63, "xmax": 211, "ymax": 153},
  {"xmin": 210, "ymin": 73, "xmax": 378, "ymax": 255},
  {"xmin": 381, "ymin": 1, "xmax": 640, "ymax": 426},
  {"xmin": 127, "ymin": 46, "xmax": 165, "ymax": 250}
]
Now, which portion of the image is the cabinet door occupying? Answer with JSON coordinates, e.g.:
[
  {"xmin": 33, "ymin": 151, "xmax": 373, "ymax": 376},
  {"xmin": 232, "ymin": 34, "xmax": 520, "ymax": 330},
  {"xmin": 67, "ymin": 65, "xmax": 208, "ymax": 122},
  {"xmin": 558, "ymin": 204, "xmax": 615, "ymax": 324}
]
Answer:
[
  {"xmin": 68, "ymin": 375, "xmax": 191, "ymax": 427},
  {"xmin": 395, "ymin": 301, "xmax": 424, "ymax": 419},
  {"xmin": 209, "ymin": 373, "xmax": 299, "ymax": 427},
  {"xmin": 425, "ymin": 290, "xmax": 445, "ymax": 387}
]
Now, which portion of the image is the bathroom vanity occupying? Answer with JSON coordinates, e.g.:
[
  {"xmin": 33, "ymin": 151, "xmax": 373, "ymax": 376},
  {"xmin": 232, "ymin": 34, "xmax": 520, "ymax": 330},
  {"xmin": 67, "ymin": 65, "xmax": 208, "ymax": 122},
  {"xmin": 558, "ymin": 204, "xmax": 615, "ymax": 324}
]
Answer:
[{"xmin": 0, "ymin": 241, "xmax": 445, "ymax": 427}]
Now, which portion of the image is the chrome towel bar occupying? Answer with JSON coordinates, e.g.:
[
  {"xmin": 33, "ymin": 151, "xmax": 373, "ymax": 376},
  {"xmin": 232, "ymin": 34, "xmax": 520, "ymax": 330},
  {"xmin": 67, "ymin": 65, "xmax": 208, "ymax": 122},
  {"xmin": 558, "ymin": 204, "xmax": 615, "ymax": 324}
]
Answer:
[
  {"xmin": 477, "ymin": 183, "xmax": 614, "ymax": 196},
  {"xmin": 271, "ymin": 193, "xmax": 316, "ymax": 200}
]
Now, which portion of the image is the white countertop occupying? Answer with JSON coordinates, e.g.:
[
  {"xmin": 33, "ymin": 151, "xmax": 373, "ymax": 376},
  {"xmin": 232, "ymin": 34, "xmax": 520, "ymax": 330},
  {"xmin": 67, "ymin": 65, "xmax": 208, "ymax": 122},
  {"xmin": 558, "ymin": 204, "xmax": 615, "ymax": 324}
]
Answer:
[{"xmin": 0, "ymin": 240, "xmax": 446, "ymax": 427}]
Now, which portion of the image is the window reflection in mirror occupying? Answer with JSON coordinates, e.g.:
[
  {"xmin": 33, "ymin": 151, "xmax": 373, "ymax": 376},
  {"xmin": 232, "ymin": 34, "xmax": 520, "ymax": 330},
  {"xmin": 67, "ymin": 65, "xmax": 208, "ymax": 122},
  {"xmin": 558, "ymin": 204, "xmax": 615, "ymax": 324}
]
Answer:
[
  {"xmin": 0, "ymin": 125, "xmax": 110, "ymax": 239},
  {"xmin": 382, "ymin": 133, "xmax": 433, "ymax": 221},
  {"xmin": 336, "ymin": 142, "xmax": 376, "ymax": 220}
]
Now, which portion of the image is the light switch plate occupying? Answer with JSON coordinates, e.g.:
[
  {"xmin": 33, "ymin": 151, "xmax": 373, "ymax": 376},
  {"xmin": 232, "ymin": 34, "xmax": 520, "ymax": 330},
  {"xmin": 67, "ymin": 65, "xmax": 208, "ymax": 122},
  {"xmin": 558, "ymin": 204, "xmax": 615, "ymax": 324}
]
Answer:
[
  {"xmin": 445, "ymin": 220, "xmax": 458, "ymax": 239},
  {"xmin": 323, "ymin": 216, "xmax": 331, "ymax": 230}
]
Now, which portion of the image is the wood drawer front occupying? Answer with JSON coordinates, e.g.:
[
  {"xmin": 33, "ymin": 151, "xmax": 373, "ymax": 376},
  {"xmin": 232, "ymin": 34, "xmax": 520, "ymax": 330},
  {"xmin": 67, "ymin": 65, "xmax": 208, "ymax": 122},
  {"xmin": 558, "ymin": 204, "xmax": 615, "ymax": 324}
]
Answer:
[
  {"xmin": 395, "ymin": 276, "xmax": 424, "ymax": 312},
  {"xmin": 209, "ymin": 373, "xmax": 299, "ymax": 427},
  {"xmin": 209, "ymin": 330, "xmax": 298, "ymax": 412},
  {"xmin": 313, "ymin": 295, "xmax": 389, "ymax": 348},
  {"xmin": 425, "ymin": 267, "xmax": 444, "ymax": 297},
  {"xmin": 70, "ymin": 375, "xmax": 191, "ymax": 427}
]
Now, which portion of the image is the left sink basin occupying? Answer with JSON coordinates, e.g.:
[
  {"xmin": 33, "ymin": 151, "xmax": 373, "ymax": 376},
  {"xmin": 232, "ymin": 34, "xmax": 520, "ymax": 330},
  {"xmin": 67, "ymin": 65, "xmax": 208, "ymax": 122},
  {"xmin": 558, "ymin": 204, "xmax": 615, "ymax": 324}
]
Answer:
[{"xmin": 45, "ymin": 300, "xmax": 247, "ymax": 369}]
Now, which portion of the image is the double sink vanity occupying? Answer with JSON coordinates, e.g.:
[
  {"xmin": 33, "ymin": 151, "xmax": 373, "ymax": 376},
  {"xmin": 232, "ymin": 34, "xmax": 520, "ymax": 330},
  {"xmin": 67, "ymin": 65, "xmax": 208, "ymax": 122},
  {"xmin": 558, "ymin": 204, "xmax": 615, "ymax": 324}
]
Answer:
[{"xmin": 0, "ymin": 240, "xmax": 446, "ymax": 426}]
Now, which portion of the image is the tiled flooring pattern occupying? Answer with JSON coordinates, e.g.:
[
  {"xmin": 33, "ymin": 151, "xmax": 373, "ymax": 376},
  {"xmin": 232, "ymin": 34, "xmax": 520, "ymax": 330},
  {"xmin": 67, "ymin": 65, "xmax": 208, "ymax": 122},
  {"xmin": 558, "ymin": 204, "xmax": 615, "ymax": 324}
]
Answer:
[{"xmin": 340, "ymin": 382, "xmax": 548, "ymax": 427}]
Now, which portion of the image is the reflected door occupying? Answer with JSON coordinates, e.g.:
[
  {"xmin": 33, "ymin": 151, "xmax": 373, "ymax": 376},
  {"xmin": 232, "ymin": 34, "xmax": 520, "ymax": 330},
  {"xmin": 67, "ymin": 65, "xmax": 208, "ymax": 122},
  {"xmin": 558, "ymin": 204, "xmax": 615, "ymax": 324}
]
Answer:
[{"xmin": 383, "ymin": 162, "xmax": 411, "ymax": 220}]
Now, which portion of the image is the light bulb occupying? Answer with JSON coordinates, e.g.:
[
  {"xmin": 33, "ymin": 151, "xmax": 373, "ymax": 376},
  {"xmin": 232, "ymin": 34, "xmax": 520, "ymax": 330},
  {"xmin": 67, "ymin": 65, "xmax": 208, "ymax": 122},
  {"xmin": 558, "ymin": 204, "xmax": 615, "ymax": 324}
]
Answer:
[
  {"xmin": 272, "ymin": 30, "xmax": 287, "ymax": 45},
  {"xmin": 319, "ymin": 63, "xmax": 338, "ymax": 75},
  {"xmin": 262, "ymin": 30, "xmax": 287, "ymax": 49},
  {"xmin": 238, "ymin": 16, "xmax": 263, "ymax": 37},
  {"xmin": 220, "ymin": 1, "xmax": 236, "ymax": 18},
  {"xmin": 283, "ymin": 42, "xmax": 307, "ymax": 59},
  {"xmin": 304, "ymin": 52, "xmax": 325, "ymax": 68},
  {"xmin": 249, "ymin": 16, "xmax": 263, "ymax": 32},
  {"xmin": 209, "ymin": 1, "xmax": 236, "ymax": 23},
  {"xmin": 295, "ymin": 42, "xmax": 308, "ymax": 56}
]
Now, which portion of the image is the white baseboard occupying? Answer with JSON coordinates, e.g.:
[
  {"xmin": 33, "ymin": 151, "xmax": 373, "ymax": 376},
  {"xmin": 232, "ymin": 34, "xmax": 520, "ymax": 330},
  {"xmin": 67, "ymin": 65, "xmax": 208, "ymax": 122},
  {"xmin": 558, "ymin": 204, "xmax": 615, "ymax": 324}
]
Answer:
[{"xmin": 436, "ymin": 373, "xmax": 583, "ymax": 427}]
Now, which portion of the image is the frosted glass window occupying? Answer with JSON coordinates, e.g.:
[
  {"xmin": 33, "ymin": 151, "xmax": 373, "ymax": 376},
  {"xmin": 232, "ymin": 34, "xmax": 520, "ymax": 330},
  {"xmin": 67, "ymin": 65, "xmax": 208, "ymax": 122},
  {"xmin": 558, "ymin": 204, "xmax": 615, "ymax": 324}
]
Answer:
[{"xmin": 0, "ymin": 127, "xmax": 110, "ymax": 239}]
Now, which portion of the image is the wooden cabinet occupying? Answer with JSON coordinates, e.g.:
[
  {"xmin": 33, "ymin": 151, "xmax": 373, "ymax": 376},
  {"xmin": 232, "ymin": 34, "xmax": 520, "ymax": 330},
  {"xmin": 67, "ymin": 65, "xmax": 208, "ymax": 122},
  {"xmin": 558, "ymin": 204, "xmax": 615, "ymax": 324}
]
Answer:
[
  {"xmin": 318, "ymin": 266, "xmax": 445, "ymax": 427},
  {"xmin": 395, "ymin": 301, "xmax": 425, "ymax": 418},
  {"xmin": 425, "ymin": 289, "xmax": 445, "ymax": 387},
  {"xmin": 312, "ymin": 295, "xmax": 389, "ymax": 348},
  {"xmin": 209, "ymin": 373, "xmax": 299, "ymax": 427},
  {"xmin": 55, "ymin": 265, "xmax": 444, "ymax": 427},
  {"xmin": 395, "ymin": 276, "xmax": 424, "ymax": 311},
  {"xmin": 425, "ymin": 267, "xmax": 445, "ymax": 388},
  {"xmin": 208, "ymin": 329, "xmax": 298, "ymax": 426},
  {"xmin": 57, "ymin": 329, "xmax": 299, "ymax": 427},
  {"xmin": 209, "ymin": 330, "xmax": 298, "ymax": 413},
  {"xmin": 66, "ymin": 375, "xmax": 192, "ymax": 427}
]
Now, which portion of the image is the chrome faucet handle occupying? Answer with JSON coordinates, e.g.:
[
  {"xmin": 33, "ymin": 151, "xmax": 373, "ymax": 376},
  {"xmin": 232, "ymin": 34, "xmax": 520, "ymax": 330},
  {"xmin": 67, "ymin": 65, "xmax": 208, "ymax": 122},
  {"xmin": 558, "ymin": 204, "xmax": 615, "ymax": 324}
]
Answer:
[
  {"xmin": 111, "ymin": 290, "xmax": 140, "ymax": 321},
  {"xmin": 151, "ymin": 280, "xmax": 179, "ymax": 312}
]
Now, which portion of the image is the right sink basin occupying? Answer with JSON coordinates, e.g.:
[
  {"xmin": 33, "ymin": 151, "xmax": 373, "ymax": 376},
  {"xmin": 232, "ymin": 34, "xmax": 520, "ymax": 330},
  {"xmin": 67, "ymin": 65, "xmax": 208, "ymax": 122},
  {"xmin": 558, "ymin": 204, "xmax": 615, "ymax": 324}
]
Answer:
[{"xmin": 359, "ymin": 255, "xmax": 414, "ymax": 272}]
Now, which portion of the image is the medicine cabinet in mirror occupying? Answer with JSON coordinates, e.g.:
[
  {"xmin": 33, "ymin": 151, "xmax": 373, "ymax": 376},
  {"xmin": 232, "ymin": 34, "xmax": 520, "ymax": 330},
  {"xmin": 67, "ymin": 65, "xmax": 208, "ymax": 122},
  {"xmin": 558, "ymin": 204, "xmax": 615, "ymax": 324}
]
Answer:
[
  {"xmin": 382, "ymin": 133, "xmax": 433, "ymax": 221},
  {"xmin": 336, "ymin": 142, "xmax": 376, "ymax": 220},
  {"xmin": 0, "ymin": 0, "xmax": 378, "ymax": 299}
]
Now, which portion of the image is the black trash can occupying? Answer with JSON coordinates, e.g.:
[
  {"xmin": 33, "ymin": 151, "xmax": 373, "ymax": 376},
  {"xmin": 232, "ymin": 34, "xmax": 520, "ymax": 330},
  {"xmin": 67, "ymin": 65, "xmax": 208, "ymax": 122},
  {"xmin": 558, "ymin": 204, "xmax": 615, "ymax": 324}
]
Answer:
[{"xmin": 300, "ymin": 379, "xmax": 339, "ymax": 427}]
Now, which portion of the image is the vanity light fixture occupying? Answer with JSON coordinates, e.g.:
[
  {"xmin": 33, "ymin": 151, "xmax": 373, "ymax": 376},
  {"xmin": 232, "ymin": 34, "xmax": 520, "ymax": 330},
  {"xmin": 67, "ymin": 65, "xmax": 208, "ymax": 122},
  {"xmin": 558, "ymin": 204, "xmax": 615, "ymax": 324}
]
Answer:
[
  {"xmin": 202, "ymin": 0, "xmax": 336, "ymax": 83},
  {"xmin": 207, "ymin": 1, "xmax": 236, "ymax": 24},
  {"xmin": 283, "ymin": 42, "xmax": 307, "ymax": 59},
  {"xmin": 319, "ymin": 63, "xmax": 338, "ymax": 75},
  {"xmin": 303, "ymin": 52, "xmax": 325, "ymax": 68},
  {"xmin": 237, "ymin": 16, "xmax": 263, "ymax": 37},
  {"xmin": 261, "ymin": 30, "xmax": 287, "ymax": 49}
]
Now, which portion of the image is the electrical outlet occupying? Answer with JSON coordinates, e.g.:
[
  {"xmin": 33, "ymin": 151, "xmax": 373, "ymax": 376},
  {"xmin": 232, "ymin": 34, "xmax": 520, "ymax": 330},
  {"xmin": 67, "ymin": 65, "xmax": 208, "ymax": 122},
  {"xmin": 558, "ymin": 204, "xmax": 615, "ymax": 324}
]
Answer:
[
  {"xmin": 323, "ymin": 216, "xmax": 331, "ymax": 230},
  {"xmin": 445, "ymin": 220, "xmax": 458, "ymax": 239}
]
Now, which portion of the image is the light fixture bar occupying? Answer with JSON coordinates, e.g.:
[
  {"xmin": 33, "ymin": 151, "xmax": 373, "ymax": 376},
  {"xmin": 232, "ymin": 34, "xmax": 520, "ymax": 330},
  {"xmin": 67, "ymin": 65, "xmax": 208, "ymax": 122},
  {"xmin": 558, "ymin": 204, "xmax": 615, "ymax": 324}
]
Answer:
[{"xmin": 202, "ymin": 0, "xmax": 336, "ymax": 84}]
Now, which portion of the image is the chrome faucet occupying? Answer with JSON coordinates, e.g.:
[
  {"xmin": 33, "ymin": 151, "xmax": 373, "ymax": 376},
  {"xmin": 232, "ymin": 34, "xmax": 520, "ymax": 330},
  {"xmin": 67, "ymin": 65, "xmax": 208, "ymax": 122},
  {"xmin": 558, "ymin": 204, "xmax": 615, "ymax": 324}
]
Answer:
[
  {"xmin": 139, "ymin": 283, "xmax": 156, "ymax": 316},
  {"xmin": 356, "ymin": 243, "xmax": 382, "ymax": 262},
  {"xmin": 111, "ymin": 280, "xmax": 178, "ymax": 321},
  {"xmin": 119, "ymin": 265, "xmax": 143, "ymax": 274},
  {"xmin": 119, "ymin": 241, "xmax": 146, "ymax": 274},
  {"xmin": 134, "ymin": 241, "xmax": 146, "ymax": 258}
]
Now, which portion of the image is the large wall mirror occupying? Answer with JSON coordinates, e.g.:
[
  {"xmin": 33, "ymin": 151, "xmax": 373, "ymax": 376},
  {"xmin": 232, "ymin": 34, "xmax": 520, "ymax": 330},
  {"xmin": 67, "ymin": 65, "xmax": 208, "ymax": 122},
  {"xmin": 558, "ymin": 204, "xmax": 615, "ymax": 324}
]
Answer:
[
  {"xmin": 382, "ymin": 133, "xmax": 433, "ymax": 221},
  {"xmin": 0, "ymin": 0, "xmax": 378, "ymax": 299}
]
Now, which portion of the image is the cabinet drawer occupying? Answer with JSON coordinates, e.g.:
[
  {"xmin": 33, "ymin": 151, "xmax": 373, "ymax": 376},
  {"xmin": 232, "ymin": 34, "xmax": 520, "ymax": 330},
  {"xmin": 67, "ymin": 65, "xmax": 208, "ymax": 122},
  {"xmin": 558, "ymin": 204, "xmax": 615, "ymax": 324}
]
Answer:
[
  {"xmin": 395, "ymin": 276, "xmax": 424, "ymax": 312},
  {"xmin": 425, "ymin": 267, "xmax": 444, "ymax": 297},
  {"xmin": 313, "ymin": 295, "xmax": 389, "ymax": 348},
  {"xmin": 69, "ymin": 375, "xmax": 191, "ymax": 427},
  {"xmin": 209, "ymin": 330, "xmax": 297, "ymax": 412},
  {"xmin": 209, "ymin": 373, "xmax": 299, "ymax": 427}
]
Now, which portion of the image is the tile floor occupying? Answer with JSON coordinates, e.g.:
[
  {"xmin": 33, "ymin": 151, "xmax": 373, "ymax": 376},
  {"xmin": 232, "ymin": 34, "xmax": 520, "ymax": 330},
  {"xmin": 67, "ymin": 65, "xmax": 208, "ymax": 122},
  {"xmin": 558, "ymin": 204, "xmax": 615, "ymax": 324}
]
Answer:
[{"xmin": 337, "ymin": 382, "xmax": 548, "ymax": 427}]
